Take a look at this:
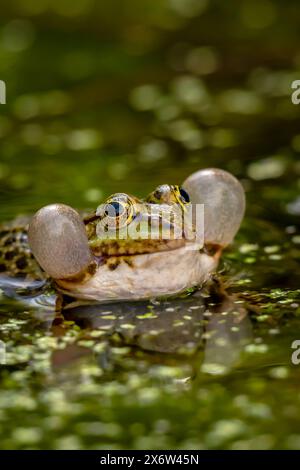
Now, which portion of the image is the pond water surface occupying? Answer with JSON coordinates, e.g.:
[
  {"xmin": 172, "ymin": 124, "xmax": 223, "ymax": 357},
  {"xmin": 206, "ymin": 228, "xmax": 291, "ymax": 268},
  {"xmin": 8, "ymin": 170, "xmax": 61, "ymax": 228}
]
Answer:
[{"xmin": 1, "ymin": 0, "xmax": 300, "ymax": 449}]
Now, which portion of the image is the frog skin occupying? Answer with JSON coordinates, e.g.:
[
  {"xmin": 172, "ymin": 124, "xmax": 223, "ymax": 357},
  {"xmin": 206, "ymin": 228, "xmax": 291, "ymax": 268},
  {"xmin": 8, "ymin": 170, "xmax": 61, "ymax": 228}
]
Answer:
[{"xmin": 0, "ymin": 168, "xmax": 245, "ymax": 304}]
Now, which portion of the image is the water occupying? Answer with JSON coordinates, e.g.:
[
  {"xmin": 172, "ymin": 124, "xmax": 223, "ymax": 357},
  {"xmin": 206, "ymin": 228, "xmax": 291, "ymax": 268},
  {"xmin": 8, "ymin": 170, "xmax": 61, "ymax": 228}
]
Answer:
[{"xmin": 0, "ymin": 0, "xmax": 300, "ymax": 449}]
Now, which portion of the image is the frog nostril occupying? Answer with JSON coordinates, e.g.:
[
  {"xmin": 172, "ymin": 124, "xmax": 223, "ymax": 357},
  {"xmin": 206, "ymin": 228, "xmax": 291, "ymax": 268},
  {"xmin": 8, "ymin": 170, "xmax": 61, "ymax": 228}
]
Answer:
[
  {"xmin": 28, "ymin": 204, "xmax": 93, "ymax": 280},
  {"xmin": 154, "ymin": 189, "xmax": 163, "ymax": 200}
]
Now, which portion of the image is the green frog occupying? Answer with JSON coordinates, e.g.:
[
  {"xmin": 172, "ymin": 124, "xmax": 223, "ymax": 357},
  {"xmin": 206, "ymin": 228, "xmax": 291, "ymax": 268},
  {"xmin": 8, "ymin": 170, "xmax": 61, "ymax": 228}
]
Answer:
[{"xmin": 0, "ymin": 168, "xmax": 245, "ymax": 304}]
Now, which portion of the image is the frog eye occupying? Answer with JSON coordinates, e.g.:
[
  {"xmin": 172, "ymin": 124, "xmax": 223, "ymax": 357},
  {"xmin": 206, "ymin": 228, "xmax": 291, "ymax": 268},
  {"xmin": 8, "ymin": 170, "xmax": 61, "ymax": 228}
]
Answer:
[
  {"xmin": 28, "ymin": 204, "xmax": 93, "ymax": 279},
  {"xmin": 104, "ymin": 201, "xmax": 126, "ymax": 218},
  {"xmin": 178, "ymin": 187, "xmax": 190, "ymax": 203},
  {"xmin": 99, "ymin": 194, "xmax": 135, "ymax": 229},
  {"xmin": 182, "ymin": 168, "xmax": 245, "ymax": 247}
]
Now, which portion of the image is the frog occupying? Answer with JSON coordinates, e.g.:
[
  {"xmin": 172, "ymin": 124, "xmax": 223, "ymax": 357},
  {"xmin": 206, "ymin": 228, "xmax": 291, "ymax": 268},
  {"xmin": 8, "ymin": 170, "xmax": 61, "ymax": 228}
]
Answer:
[{"xmin": 0, "ymin": 168, "xmax": 245, "ymax": 305}]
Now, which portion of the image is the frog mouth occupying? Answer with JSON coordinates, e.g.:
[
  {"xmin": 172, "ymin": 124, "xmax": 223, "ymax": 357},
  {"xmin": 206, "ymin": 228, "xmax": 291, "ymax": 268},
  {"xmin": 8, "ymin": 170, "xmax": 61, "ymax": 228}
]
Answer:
[{"xmin": 89, "ymin": 238, "xmax": 187, "ymax": 258}]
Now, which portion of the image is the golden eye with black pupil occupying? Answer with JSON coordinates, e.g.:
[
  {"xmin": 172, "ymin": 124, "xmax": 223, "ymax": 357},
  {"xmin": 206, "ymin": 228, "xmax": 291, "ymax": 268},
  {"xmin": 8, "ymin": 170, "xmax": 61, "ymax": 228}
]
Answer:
[
  {"xmin": 171, "ymin": 185, "xmax": 190, "ymax": 208},
  {"xmin": 103, "ymin": 194, "xmax": 135, "ymax": 228},
  {"xmin": 104, "ymin": 201, "xmax": 125, "ymax": 218},
  {"xmin": 178, "ymin": 187, "xmax": 190, "ymax": 203}
]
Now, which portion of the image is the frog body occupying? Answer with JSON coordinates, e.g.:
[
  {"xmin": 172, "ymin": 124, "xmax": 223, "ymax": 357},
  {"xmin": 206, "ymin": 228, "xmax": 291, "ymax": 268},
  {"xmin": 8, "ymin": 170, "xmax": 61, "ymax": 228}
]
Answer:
[{"xmin": 0, "ymin": 169, "xmax": 245, "ymax": 304}]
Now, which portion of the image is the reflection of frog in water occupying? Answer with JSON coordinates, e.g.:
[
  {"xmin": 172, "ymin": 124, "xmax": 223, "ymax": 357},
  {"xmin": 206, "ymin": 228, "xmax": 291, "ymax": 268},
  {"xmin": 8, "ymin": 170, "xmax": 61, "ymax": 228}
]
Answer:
[
  {"xmin": 0, "ymin": 168, "xmax": 245, "ymax": 307},
  {"xmin": 48, "ymin": 280, "xmax": 252, "ymax": 377},
  {"xmin": 67, "ymin": 282, "xmax": 250, "ymax": 351}
]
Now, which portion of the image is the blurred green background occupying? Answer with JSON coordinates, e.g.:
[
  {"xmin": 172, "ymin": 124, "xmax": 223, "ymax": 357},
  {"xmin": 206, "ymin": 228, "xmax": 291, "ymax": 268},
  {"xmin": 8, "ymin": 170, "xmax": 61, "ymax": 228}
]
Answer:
[
  {"xmin": 1, "ymin": 0, "xmax": 300, "ymax": 451},
  {"xmin": 0, "ymin": 0, "xmax": 300, "ymax": 221}
]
